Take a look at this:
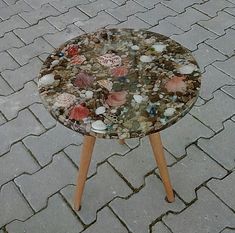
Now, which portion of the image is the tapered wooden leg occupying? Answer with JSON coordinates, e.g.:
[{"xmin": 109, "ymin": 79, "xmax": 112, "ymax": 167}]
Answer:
[
  {"xmin": 74, "ymin": 135, "xmax": 96, "ymax": 210},
  {"xmin": 149, "ymin": 132, "xmax": 175, "ymax": 202},
  {"xmin": 118, "ymin": 139, "xmax": 125, "ymax": 145}
]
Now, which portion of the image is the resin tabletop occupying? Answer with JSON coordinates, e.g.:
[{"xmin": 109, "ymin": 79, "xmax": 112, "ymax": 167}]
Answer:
[{"xmin": 38, "ymin": 28, "xmax": 201, "ymax": 139}]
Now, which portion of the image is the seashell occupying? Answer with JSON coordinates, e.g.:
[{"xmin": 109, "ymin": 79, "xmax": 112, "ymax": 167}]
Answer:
[
  {"xmin": 140, "ymin": 55, "xmax": 153, "ymax": 63},
  {"xmin": 91, "ymin": 120, "xmax": 107, "ymax": 133},
  {"xmin": 160, "ymin": 118, "xmax": 167, "ymax": 125},
  {"xmin": 85, "ymin": 90, "xmax": 93, "ymax": 99},
  {"xmin": 152, "ymin": 43, "xmax": 167, "ymax": 52},
  {"xmin": 69, "ymin": 105, "xmax": 90, "ymax": 120},
  {"xmin": 165, "ymin": 76, "xmax": 186, "ymax": 93},
  {"xmin": 70, "ymin": 55, "xmax": 86, "ymax": 65},
  {"xmin": 38, "ymin": 73, "xmax": 55, "ymax": 87},
  {"xmin": 178, "ymin": 64, "xmax": 197, "ymax": 74},
  {"xmin": 98, "ymin": 53, "xmax": 121, "ymax": 67},
  {"xmin": 97, "ymin": 79, "xmax": 113, "ymax": 91},
  {"xmin": 133, "ymin": 94, "xmax": 143, "ymax": 103},
  {"xmin": 95, "ymin": 106, "xmax": 106, "ymax": 115},
  {"xmin": 51, "ymin": 60, "xmax": 59, "ymax": 68},
  {"xmin": 54, "ymin": 93, "xmax": 76, "ymax": 108},
  {"xmin": 111, "ymin": 66, "xmax": 128, "ymax": 77},
  {"xmin": 164, "ymin": 108, "xmax": 176, "ymax": 117},
  {"xmin": 131, "ymin": 45, "xmax": 140, "ymax": 50}
]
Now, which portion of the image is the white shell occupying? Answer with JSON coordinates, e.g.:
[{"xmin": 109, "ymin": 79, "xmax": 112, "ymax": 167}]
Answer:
[
  {"xmin": 51, "ymin": 60, "xmax": 59, "ymax": 67},
  {"xmin": 131, "ymin": 45, "xmax": 140, "ymax": 50},
  {"xmin": 91, "ymin": 120, "xmax": 107, "ymax": 132},
  {"xmin": 85, "ymin": 90, "xmax": 93, "ymax": 99},
  {"xmin": 178, "ymin": 64, "xmax": 197, "ymax": 74},
  {"xmin": 133, "ymin": 94, "xmax": 143, "ymax": 103},
  {"xmin": 164, "ymin": 108, "xmax": 176, "ymax": 117},
  {"xmin": 152, "ymin": 44, "xmax": 166, "ymax": 52},
  {"xmin": 95, "ymin": 106, "xmax": 106, "ymax": 115},
  {"xmin": 38, "ymin": 74, "xmax": 55, "ymax": 87},
  {"xmin": 140, "ymin": 55, "xmax": 153, "ymax": 63}
]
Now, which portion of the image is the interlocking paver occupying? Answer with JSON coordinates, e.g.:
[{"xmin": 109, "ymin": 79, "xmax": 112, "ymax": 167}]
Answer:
[
  {"xmin": 0, "ymin": 182, "xmax": 33, "ymax": 227},
  {"xmin": 0, "ymin": 75, "xmax": 13, "ymax": 95},
  {"xmin": 107, "ymin": 0, "xmax": 146, "ymax": 21},
  {"xmin": 221, "ymin": 229, "xmax": 235, "ymax": 233},
  {"xmin": 0, "ymin": 32, "xmax": 24, "ymax": 52},
  {"xmin": 19, "ymin": 4, "xmax": 60, "ymax": 25},
  {"xmin": 0, "ymin": 0, "xmax": 7, "ymax": 8},
  {"xmin": 225, "ymin": 7, "xmax": 235, "ymax": 17},
  {"xmin": 15, "ymin": 152, "xmax": 77, "ymax": 212},
  {"xmin": 164, "ymin": 145, "xmax": 226, "ymax": 203},
  {"xmin": 137, "ymin": 3, "xmax": 177, "ymax": 26},
  {"xmin": 6, "ymin": 194, "xmax": 83, "ymax": 233},
  {"xmin": 222, "ymin": 85, "xmax": 235, "ymax": 98},
  {"xmin": 83, "ymin": 207, "xmax": 128, "ymax": 233},
  {"xmin": 110, "ymin": 0, "xmax": 126, "ymax": 5},
  {"xmin": 190, "ymin": 90, "xmax": 235, "ymax": 132},
  {"xmin": 64, "ymin": 139, "xmax": 130, "ymax": 177},
  {"xmin": 133, "ymin": 0, "xmax": 160, "ymax": 9},
  {"xmin": 152, "ymin": 221, "xmax": 171, "ymax": 233},
  {"xmin": 14, "ymin": 20, "xmax": 57, "ymax": 44},
  {"xmin": 171, "ymin": 24, "xmax": 216, "ymax": 51},
  {"xmin": 199, "ymin": 65, "xmax": 234, "ymax": 100},
  {"xmin": 198, "ymin": 11, "xmax": 235, "ymax": 36},
  {"xmin": 198, "ymin": 120, "xmax": 235, "ymax": 170},
  {"xmin": 23, "ymin": 0, "xmax": 58, "ymax": 9},
  {"xmin": 8, "ymin": 37, "xmax": 54, "ymax": 65},
  {"xmin": 110, "ymin": 174, "xmax": 185, "ymax": 233},
  {"xmin": 109, "ymin": 137, "xmax": 176, "ymax": 189},
  {"xmin": 61, "ymin": 162, "xmax": 132, "ymax": 225},
  {"xmin": 214, "ymin": 56, "xmax": 235, "ymax": 79},
  {"xmin": 0, "ymin": 142, "xmax": 39, "ymax": 187},
  {"xmin": 1, "ymin": 57, "xmax": 42, "ymax": 91},
  {"xmin": 0, "ymin": 51, "xmax": 19, "ymax": 72},
  {"xmin": 47, "ymin": 7, "xmax": 89, "ymax": 31},
  {"xmin": 161, "ymin": 114, "xmax": 214, "ymax": 158},
  {"xmin": 0, "ymin": 81, "xmax": 40, "ymax": 120},
  {"xmin": 23, "ymin": 123, "xmax": 82, "ymax": 166},
  {"xmin": 163, "ymin": 187, "xmax": 235, "ymax": 233},
  {"xmin": 208, "ymin": 172, "xmax": 235, "ymax": 210},
  {"xmin": 0, "ymin": 112, "xmax": 6, "ymax": 125},
  {"xmin": 0, "ymin": 109, "xmax": 44, "ymax": 155}
]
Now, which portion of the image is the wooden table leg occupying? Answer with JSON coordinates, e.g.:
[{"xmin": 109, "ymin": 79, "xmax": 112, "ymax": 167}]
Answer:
[
  {"xmin": 74, "ymin": 135, "xmax": 96, "ymax": 210},
  {"xmin": 148, "ymin": 132, "xmax": 175, "ymax": 202}
]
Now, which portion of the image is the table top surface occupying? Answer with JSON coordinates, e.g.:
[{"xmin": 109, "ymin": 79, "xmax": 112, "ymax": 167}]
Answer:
[{"xmin": 38, "ymin": 28, "xmax": 201, "ymax": 139}]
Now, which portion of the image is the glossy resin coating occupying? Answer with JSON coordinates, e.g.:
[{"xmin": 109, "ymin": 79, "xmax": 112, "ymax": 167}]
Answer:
[{"xmin": 38, "ymin": 29, "xmax": 201, "ymax": 139}]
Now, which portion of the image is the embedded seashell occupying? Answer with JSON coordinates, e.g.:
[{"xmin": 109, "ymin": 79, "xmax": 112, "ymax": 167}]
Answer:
[
  {"xmin": 133, "ymin": 94, "xmax": 143, "ymax": 103},
  {"xmin": 111, "ymin": 66, "xmax": 128, "ymax": 77},
  {"xmin": 51, "ymin": 60, "xmax": 59, "ymax": 68},
  {"xmin": 95, "ymin": 106, "xmax": 106, "ymax": 115},
  {"xmin": 178, "ymin": 64, "xmax": 197, "ymax": 74},
  {"xmin": 85, "ymin": 90, "xmax": 93, "ymax": 99},
  {"xmin": 38, "ymin": 73, "xmax": 55, "ymax": 87},
  {"xmin": 165, "ymin": 76, "xmax": 186, "ymax": 93},
  {"xmin": 97, "ymin": 79, "xmax": 113, "ymax": 91},
  {"xmin": 98, "ymin": 53, "xmax": 121, "ymax": 67},
  {"xmin": 91, "ymin": 120, "xmax": 107, "ymax": 133},
  {"xmin": 54, "ymin": 93, "xmax": 76, "ymax": 108},
  {"xmin": 69, "ymin": 105, "xmax": 89, "ymax": 120},
  {"xmin": 152, "ymin": 43, "xmax": 167, "ymax": 52},
  {"xmin": 140, "ymin": 55, "xmax": 153, "ymax": 63},
  {"xmin": 164, "ymin": 108, "xmax": 176, "ymax": 117},
  {"xmin": 131, "ymin": 45, "xmax": 139, "ymax": 50}
]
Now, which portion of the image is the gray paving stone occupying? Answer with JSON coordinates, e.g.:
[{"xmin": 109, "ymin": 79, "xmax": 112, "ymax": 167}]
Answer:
[
  {"xmin": 109, "ymin": 137, "xmax": 176, "ymax": 189},
  {"xmin": 61, "ymin": 162, "xmax": 132, "ymax": 225},
  {"xmin": 23, "ymin": 123, "xmax": 82, "ymax": 166},
  {"xmin": 8, "ymin": 37, "xmax": 54, "ymax": 66},
  {"xmin": 194, "ymin": 96, "xmax": 205, "ymax": 106},
  {"xmin": 192, "ymin": 43, "xmax": 226, "ymax": 71},
  {"xmin": 193, "ymin": 0, "xmax": 234, "ymax": 17},
  {"xmin": 0, "ymin": 109, "xmax": 44, "ymax": 156},
  {"xmin": 0, "ymin": 142, "xmax": 39, "ymax": 187},
  {"xmin": 78, "ymin": 0, "xmax": 118, "ymax": 17},
  {"xmin": 107, "ymin": 0, "xmax": 146, "ymax": 22},
  {"xmin": 137, "ymin": 3, "xmax": 177, "ymax": 26},
  {"xmin": 110, "ymin": 174, "xmax": 185, "ymax": 233},
  {"xmin": 198, "ymin": 120, "xmax": 235, "ymax": 170},
  {"xmin": 164, "ymin": 145, "xmax": 226, "ymax": 203},
  {"xmin": 161, "ymin": 114, "xmax": 214, "ymax": 158},
  {"xmin": 0, "ymin": 112, "xmax": 6, "ymax": 125},
  {"xmin": 152, "ymin": 221, "xmax": 171, "ymax": 233},
  {"xmin": 78, "ymin": 11, "xmax": 119, "ymax": 32},
  {"xmin": 200, "ymin": 65, "xmax": 234, "ymax": 100},
  {"xmin": 225, "ymin": 7, "xmax": 235, "ymax": 17},
  {"xmin": 1, "ymin": 57, "xmax": 42, "ymax": 91},
  {"xmin": 29, "ymin": 103, "xmax": 56, "ymax": 129},
  {"xmin": 206, "ymin": 28, "xmax": 235, "ymax": 57},
  {"xmin": 51, "ymin": 0, "xmax": 90, "ymax": 12},
  {"xmin": 214, "ymin": 56, "xmax": 235, "ymax": 79},
  {"xmin": 0, "ymin": 81, "xmax": 40, "ymax": 120},
  {"xmin": 2, "ymin": 0, "xmax": 17, "ymax": 5},
  {"xmin": 47, "ymin": 7, "xmax": 89, "ymax": 31},
  {"xmin": 190, "ymin": 90, "xmax": 235, "ymax": 132},
  {"xmin": 150, "ymin": 20, "xmax": 184, "ymax": 37},
  {"xmin": 14, "ymin": 20, "xmax": 57, "ymax": 44},
  {"xmin": 6, "ymin": 194, "xmax": 83, "ymax": 233},
  {"xmin": 0, "ymin": 75, "xmax": 13, "ymax": 96},
  {"xmin": 0, "ymin": 0, "xmax": 7, "ymax": 8},
  {"xmin": 171, "ymin": 24, "xmax": 216, "ymax": 51},
  {"xmin": 83, "ymin": 207, "xmax": 128, "ymax": 233},
  {"xmin": 0, "ymin": 51, "xmax": 19, "ymax": 72},
  {"xmin": 110, "ymin": 0, "xmax": 126, "ymax": 5},
  {"xmin": 222, "ymin": 85, "xmax": 235, "ymax": 98},
  {"xmin": 15, "ymin": 152, "xmax": 77, "ymax": 212},
  {"xmin": 43, "ymin": 24, "xmax": 83, "ymax": 48},
  {"xmin": 133, "ymin": 0, "xmax": 160, "ymax": 9},
  {"xmin": 23, "ymin": 0, "xmax": 59, "ymax": 9},
  {"xmin": 163, "ymin": 187, "xmax": 235, "ymax": 233},
  {"xmin": 208, "ymin": 172, "xmax": 235, "ymax": 210},
  {"xmin": 0, "ymin": 0, "xmax": 32, "ymax": 20},
  {"xmin": 0, "ymin": 182, "xmax": 33, "ymax": 227},
  {"xmin": 198, "ymin": 11, "xmax": 235, "ymax": 36},
  {"xmin": 221, "ymin": 229, "xmax": 235, "ymax": 233},
  {"xmin": 0, "ymin": 14, "xmax": 28, "ymax": 37},
  {"xmin": 0, "ymin": 31, "xmax": 24, "ymax": 52},
  {"xmin": 0, "ymin": 229, "xmax": 3, "ymax": 233},
  {"xmin": 64, "ymin": 139, "xmax": 130, "ymax": 177},
  {"xmin": 166, "ymin": 7, "xmax": 209, "ymax": 32},
  {"xmin": 20, "ymin": 4, "xmax": 60, "ymax": 25}
]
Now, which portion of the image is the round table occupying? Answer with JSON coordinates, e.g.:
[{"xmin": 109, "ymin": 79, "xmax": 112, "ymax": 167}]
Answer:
[{"xmin": 38, "ymin": 28, "xmax": 201, "ymax": 210}]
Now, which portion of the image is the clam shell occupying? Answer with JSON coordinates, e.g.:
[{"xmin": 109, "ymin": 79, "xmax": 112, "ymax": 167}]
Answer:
[
  {"xmin": 97, "ymin": 79, "xmax": 113, "ymax": 91},
  {"xmin": 38, "ymin": 73, "xmax": 55, "ymax": 87},
  {"xmin": 91, "ymin": 120, "xmax": 107, "ymax": 133},
  {"xmin": 95, "ymin": 106, "xmax": 106, "ymax": 115}
]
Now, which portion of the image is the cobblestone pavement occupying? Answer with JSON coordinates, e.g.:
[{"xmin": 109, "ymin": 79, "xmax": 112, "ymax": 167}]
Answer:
[{"xmin": 0, "ymin": 0, "xmax": 235, "ymax": 232}]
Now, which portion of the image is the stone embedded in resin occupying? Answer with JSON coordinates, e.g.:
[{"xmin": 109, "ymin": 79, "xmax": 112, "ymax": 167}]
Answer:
[
  {"xmin": 133, "ymin": 94, "xmax": 143, "ymax": 103},
  {"xmin": 152, "ymin": 43, "xmax": 167, "ymax": 52},
  {"xmin": 164, "ymin": 108, "xmax": 176, "ymax": 117},
  {"xmin": 178, "ymin": 64, "xmax": 197, "ymax": 74},
  {"xmin": 91, "ymin": 120, "xmax": 107, "ymax": 133},
  {"xmin": 38, "ymin": 73, "xmax": 55, "ymax": 87},
  {"xmin": 140, "ymin": 55, "xmax": 153, "ymax": 63},
  {"xmin": 95, "ymin": 106, "xmax": 106, "ymax": 115}
]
